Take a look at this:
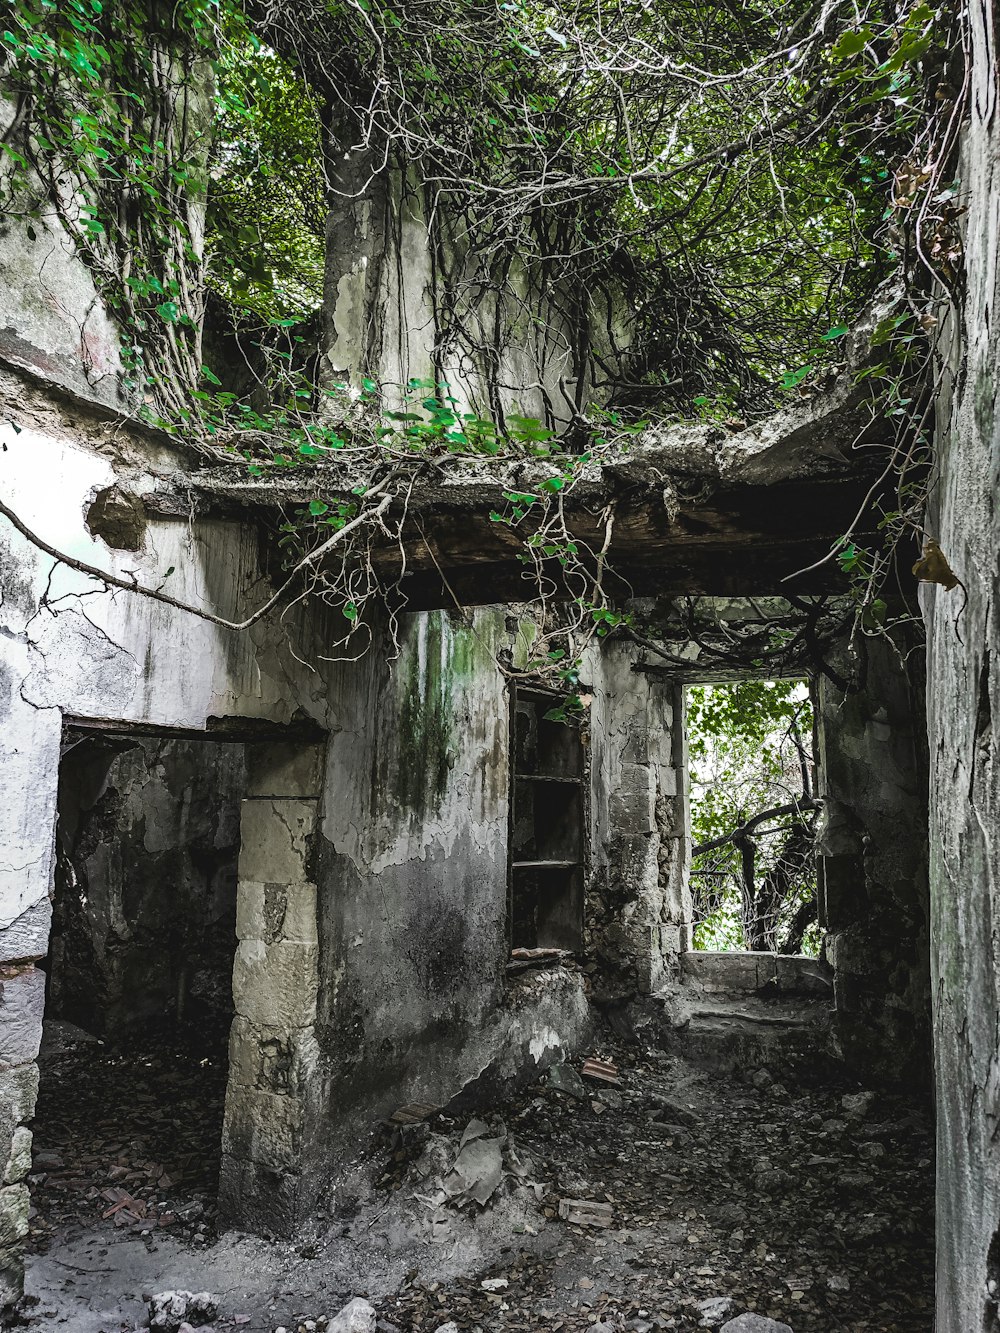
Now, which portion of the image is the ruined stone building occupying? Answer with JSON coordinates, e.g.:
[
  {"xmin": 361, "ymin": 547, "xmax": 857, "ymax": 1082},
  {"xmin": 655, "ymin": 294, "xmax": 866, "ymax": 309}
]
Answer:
[{"xmin": 0, "ymin": 5, "xmax": 998, "ymax": 1332}]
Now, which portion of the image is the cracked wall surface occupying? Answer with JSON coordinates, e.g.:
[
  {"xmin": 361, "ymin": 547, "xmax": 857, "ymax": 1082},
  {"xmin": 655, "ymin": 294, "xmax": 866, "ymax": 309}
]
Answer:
[
  {"xmin": 585, "ymin": 640, "xmax": 683, "ymax": 999},
  {"xmin": 923, "ymin": 1, "xmax": 1000, "ymax": 1323},
  {"xmin": 0, "ymin": 399, "xmax": 600, "ymax": 1299}
]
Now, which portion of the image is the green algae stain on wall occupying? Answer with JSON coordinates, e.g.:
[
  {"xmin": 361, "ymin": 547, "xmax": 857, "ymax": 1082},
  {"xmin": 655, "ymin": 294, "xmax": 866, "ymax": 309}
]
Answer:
[{"xmin": 390, "ymin": 610, "xmax": 505, "ymax": 816}]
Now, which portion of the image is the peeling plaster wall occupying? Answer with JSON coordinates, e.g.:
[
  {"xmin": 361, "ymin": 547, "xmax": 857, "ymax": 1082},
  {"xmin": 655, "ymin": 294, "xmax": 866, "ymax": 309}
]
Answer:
[
  {"xmin": 0, "ymin": 403, "xmax": 597, "ymax": 1295},
  {"xmin": 923, "ymin": 0, "xmax": 1000, "ymax": 1323},
  {"xmin": 586, "ymin": 640, "xmax": 681, "ymax": 998},
  {"xmin": 313, "ymin": 610, "xmax": 592, "ymax": 1170},
  {"xmin": 0, "ymin": 407, "xmax": 347, "ymax": 1301},
  {"xmin": 322, "ymin": 168, "xmax": 627, "ymax": 428}
]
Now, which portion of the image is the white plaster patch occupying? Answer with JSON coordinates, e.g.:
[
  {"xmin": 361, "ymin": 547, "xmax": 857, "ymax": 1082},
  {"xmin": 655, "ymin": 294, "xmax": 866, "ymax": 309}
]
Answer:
[{"xmin": 529, "ymin": 1027, "xmax": 561, "ymax": 1063}]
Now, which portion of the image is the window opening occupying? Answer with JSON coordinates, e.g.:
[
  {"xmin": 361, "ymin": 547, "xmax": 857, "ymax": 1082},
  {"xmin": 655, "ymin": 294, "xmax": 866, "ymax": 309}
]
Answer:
[
  {"xmin": 31, "ymin": 728, "xmax": 244, "ymax": 1253},
  {"xmin": 685, "ymin": 679, "xmax": 820, "ymax": 955},
  {"xmin": 509, "ymin": 687, "xmax": 585, "ymax": 953}
]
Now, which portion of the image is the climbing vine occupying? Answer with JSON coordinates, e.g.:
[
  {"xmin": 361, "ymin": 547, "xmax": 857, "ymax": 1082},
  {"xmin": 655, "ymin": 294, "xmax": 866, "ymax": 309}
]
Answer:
[{"xmin": 0, "ymin": 0, "xmax": 967, "ymax": 674}]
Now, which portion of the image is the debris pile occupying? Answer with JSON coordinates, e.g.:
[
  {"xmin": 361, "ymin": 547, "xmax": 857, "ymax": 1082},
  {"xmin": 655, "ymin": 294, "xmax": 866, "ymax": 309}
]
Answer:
[
  {"xmin": 28, "ymin": 1029, "xmax": 226, "ymax": 1249},
  {"xmin": 403, "ymin": 1114, "xmax": 546, "ymax": 1240},
  {"xmin": 22, "ymin": 1039, "xmax": 932, "ymax": 1333},
  {"xmin": 148, "ymin": 1289, "xmax": 219, "ymax": 1330}
]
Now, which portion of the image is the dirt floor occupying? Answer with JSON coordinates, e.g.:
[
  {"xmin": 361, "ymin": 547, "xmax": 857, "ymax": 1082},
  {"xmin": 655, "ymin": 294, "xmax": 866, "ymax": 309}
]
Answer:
[{"xmin": 17, "ymin": 1023, "xmax": 934, "ymax": 1333}]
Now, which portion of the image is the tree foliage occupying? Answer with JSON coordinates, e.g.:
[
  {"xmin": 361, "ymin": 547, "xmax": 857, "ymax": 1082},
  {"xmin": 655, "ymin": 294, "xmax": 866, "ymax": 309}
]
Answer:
[
  {"xmin": 687, "ymin": 680, "xmax": 819, "ymax": 954},
  {"xmin": 0, "ymin": 0, "xmax": 961, "ymax": 663}
]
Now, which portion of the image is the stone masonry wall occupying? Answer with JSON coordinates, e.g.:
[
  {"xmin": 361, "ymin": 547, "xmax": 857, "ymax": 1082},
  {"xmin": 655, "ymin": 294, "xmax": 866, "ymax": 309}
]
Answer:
[
  {"xmin": 220, "ymin": 741, "xmax": 328, "ymax": 1236},
  {"xmin": 923, "ymin": 0, "xmax": 1000, "ymax": 1322}
]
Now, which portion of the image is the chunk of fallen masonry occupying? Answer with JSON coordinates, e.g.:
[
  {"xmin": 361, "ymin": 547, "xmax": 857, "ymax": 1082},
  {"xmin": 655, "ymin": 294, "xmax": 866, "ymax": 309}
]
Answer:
[
  {"xmin": 720, "ymin": 1316, "xmax": 794, "ymax": 1333},
  {"xmin": 546, "ymin": 1062, "xmax": 588, "ymax": 1100},
  {"xmin": 697, "ymin": 1295, "xmax": 738, "ymax": 1326},
  {"xmin": 324, "ymin": 1298, "xmax": 377, "ymax": 1333},
  {"xmin": 558, "ymin": 1197, "xmax": 613, "ymax": 1227},
  {"xmin": 148, "ymin": 1290, "xmax": 219, "ymax": 1330},
  {"xmin": 442, "ymin": 1128, "xmax": 505, "ymax": 1205},
  {"xmin": 841, "ymin": 1090, "xmax": 877, "ymax": 1120}
]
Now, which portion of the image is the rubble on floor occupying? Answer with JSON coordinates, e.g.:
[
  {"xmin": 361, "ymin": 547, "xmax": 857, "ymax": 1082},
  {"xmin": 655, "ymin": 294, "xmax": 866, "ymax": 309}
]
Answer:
[
  {"xmin": 148, "ymin": 1289, "xmax": 219, "ymax": 1330},
  {"xmin": 28, "ymin": 1025, "xmax": 227, "ymax": 1252},
  {"xmin": 20, "ymin": 1036, "xmax": 933, "ymax": 1333}
]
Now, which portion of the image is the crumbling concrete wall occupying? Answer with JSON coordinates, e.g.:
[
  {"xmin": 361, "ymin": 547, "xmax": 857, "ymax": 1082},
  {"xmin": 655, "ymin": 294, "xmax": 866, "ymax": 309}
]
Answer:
[
  {"xmin": 322, "ymin": 165, "xmax": 626, "ymax": 429},
  {"xmin": 48, "ymin": 735, "xmax": 245, "ymax": 1040},
  {"xmin": 311, "ymin": 611, "xmax": 591, "ymax": 1187},
  {"xmin": 0, "ymin": 386, "xmax": 600, "ymax": 1291},
  {"xmin": 815, "ymin": 635, "xmax": 930, "ymax": 1086},
  {"xmin": 586, "ymin": 641, "xmax": 684, "ymax": 998},
  {"xmin": 0, "ymin": 391, "xmax": 348, "ymax": 1300},
  {"xmin": 922, "ymin": 2, "xmax": 1000, "ymax": 1322}
]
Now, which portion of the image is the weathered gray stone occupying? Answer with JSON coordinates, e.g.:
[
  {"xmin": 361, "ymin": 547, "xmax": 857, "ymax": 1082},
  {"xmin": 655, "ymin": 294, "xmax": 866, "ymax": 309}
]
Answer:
[
  {"xmin": 148, "ymin": 1289, "xmax": 219, "ymax": 1330},
  {"xmin": 236, "ymin": 880, "xmax": 318, "ymax": 946},
  {"xmin": 610, "ymin": 762, "xmax": 657, "ymax": 835},
  {"xmin": 0, "ymin": 968, "xmax": 45, "ymax": 1069},
  {"xmin": 546, "ymin": 1062, "xmax": 588, "ymax": 1100},
  {"xmin": 325, "ymin": 1298, "xmax": 377, "ymax": 1333},
  {"xmin": 697, "ymin": 1297, "xmax": 738, "ymax": 1326},
  {"xmin": 227, "ymin": 1017, "xmax": 316, "ymax": 1096},
  {"xmin": 0, "ymin": 898, "xmax": 51, "ymax": 964},
  {"xmin": 231, "ymin": 939, "xmax": 319, "ymax": 1029},
  {"xmin": 0, "ymin": 1063, "xmax": 39, "ymax": 1167},
  {"xmin": 2, "ymin": 1128, "xmax": 31, "ymax": 1186},
  {"xmin": 0, "ymin": 1185, "xmax": 29, "ymax": 1248},
  {"xmin": 238, "ymin": 799, "xmax": 316, "ymax": 884},
  {"xmin": 841, "ymin": 1090, "xmax": 876, "ymax": 1120},
  {"xmin": 720, "ymin": 1316, "xmax": 793, "ymax": 1333},
  {"xmin": 221, "ymin": 1087, "xmax": 304, "ymax": 1171}
]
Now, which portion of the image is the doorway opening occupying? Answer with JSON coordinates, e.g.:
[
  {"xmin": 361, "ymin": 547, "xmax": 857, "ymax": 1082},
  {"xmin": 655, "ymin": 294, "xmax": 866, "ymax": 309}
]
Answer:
[
  {"xmin": 30, "ymin": 726, "xmax": 246, "ymax": 1252},
  {"xmin": 685, "ymin": 679, "xmax": 820, "ymax": 955}
]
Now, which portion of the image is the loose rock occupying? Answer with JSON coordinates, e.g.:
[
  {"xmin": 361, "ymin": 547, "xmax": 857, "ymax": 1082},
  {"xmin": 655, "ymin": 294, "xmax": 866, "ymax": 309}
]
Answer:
[
  {"xmin": 697, "ymin": 1295, "xmax": 738, "ymax": 1325},
  {"xmin": 148, "ymin": 1291, "xmax": 219, "ymax": 1331},
  {"xmin": 325, "ymin": 1299, "xmax": 377, "ymax": 1333},
  {"xmin": 721, "ymin": 1317, "xmax": 794, "ymax": 1333}
]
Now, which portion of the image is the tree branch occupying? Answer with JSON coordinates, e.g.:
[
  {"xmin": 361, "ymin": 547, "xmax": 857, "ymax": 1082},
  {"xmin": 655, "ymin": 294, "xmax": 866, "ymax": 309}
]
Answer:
[{"xmin": 0, "ymin": 491, "xmax": 392, "ymax": 632}]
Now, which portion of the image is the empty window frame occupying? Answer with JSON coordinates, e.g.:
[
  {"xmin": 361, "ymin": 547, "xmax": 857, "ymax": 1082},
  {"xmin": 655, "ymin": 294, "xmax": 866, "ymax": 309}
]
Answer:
[{"xmin": 508, "ymin": 687, "xmax": 586, "ymax": 953}]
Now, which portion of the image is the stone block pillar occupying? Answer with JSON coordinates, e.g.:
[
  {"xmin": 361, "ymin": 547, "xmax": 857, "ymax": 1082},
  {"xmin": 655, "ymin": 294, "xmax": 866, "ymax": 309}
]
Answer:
[{"xmin": 218, "ymin": 741, "xmax": 326, "ymax": 1237}]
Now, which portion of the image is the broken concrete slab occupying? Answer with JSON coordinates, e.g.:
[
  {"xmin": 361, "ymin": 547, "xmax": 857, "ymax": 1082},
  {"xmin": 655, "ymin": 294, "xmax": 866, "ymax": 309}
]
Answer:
[
  {"xmin": 442, "ymin": 1136, "xmax": 504, "ymax": 1206},
  {"xmin": 148, "ymin": 1289, "xmax": 219, "ymax": 1329},
  {"xmin": 558, "ymin": 1197, "xmax": 613, "ymax": 1227}
]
